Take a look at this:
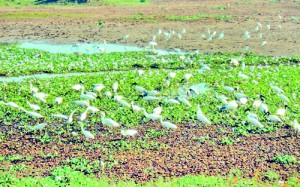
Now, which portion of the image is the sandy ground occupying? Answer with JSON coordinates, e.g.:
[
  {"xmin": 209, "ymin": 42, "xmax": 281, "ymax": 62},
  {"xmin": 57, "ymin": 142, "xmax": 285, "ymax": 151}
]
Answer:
[{"xmin": 0, "ymin": 0, "xmax": 299, "ymax": 56}]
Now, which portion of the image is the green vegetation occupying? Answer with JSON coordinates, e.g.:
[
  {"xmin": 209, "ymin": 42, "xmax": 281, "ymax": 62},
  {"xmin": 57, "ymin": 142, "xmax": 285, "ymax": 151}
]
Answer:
[
  {"xmin": 121, "ymin": 13, "xmax": 234, "ymax": 22},
  {"xmin": 0, "ymin": 166, "xmax": 298, "ymax": 187},
  {"xmin": 0, "ymin": 12, "xmax": 91, "ymax": 19},
  {"xmin": 271, "ymin": 155, "xmax": 299, "ymax": 165}
]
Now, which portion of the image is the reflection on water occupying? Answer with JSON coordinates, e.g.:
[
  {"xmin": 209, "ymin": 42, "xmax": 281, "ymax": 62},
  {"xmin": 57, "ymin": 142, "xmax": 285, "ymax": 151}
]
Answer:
[{"xmin": 19, "ymin": 41, "xmax": 150, "ymax": 54}]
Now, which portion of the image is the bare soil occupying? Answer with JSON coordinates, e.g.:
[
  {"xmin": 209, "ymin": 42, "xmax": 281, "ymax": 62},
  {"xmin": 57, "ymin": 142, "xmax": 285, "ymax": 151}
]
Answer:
[
  {"xmin": 0, "ymin": 0, "xmax": 299, "ymax": 56},
  {"xmin": 0, "ymin": 122, "xmax": 299, "ymax": 183}
]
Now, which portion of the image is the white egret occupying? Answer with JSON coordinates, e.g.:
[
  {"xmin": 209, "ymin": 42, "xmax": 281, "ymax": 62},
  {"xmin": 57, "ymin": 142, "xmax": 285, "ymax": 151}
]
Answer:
[
  {"xmin": 30, "ymin": 123, "xmax": 47, "ymax": 131},
  {"xmin": 265, "ymin": 112, "xmax": 282, "ymax": 123},
  {"xmin": 121, "ymin": 129, "xmax": 138, "ymax": 137},
  {"xmin": 30, "ymin": 84, "xmax": 38, "ymax": 94},
  {"xmin": 87, "ymin": 106, "xmax": 100, "ymax": 113},
  {"xmin": 33, "ymin": 92, "xmax": 47, "ymax": 103},
  {"xmin": 223, "ymin": 85, "xmax": 235, "ymax": 93},
  {"xmin": 248, "ymin": 117, "xmax": 263, "ymax": 128},
  {"xmin": 197, "ymin": 105, "xmax": 211, "ymax": 125},
  {"xmin": 261, "ymin": 41, "xmax": 267, "ymax": 47},
  {"xmin": 104, "ymin": 91, "xmax": 112, "ymax": 98},
  {"xmin": 181, "ymin": 74, "xmax": 193, "ymax": 83},
  {"xmin": 142, "ymin": 108, "xmax": 162, "ymax": 121},
  {"xmin": 116, "ymin": 99, "xmax": 131, "ymax": 108},
  {"xmin": 79, "ymin": 122, "xmax": 94, "ymax": 139},
  {"xmin": 67, "ymin": 109, "xmax": 77, "ymax": 124},
  {"xmin": 278, "ymin": 93, "xmax": 290, "ymax": 103},
  {"xmin": 142, "ymin": 96, "xmax": 161, "ymax": 102},
  {"xmin": 218, "ymin": 31, "xmax": 224, "ymax": 40},
  {"xmin": 93, "ymin": 84, "xmax": 105, "ymax": 92},
  {"xmin": 20, "ymin": 108, "xmax": 43, "ymax": 118},
  {"xmin": 230, "ymin": 58, "xmax": 239, "ymax": 66},
  {"xmin": 52, "ymin": 114, "xmax": 69, "ymax": 120},
  {"xmin": 245, "ymin": 108, "xmax": 259, "ymax": 120},
  {"xmin": 159, "ymin": 117, "xmax": 177, "ymax": 129},
  {"xmin": 131, "ymin": 102, "xmax": 142, "ymax": 113},
  {"xmin": 153, "ymin": 106, "xmax": 162, "ymax": 115},
  {"xmin": 244, "ymin": 31, "xmax": 250, "ymax": 40},
  {"xmin": 270, "ymin": 84, "xmax": 284, "ymax": 93},
  {"xmin": 5, "ymin": 102, "xmax": 20, "ymax": 109},
  {"xmin": 101, "ymin": 112, "xmax": 120, "ymax": 127},
  {"xmin": 27, "ymin": 101, "xmax": 40, "ymax": 111},
  {"xmin": 80, "ymin": 108, "xmax": 89, "ymax": 122},
  {"xmin": 238, "ymin": 72, "xmax": 249, "ymax": 79},
  {"xmin": 55, "ymin": 97, "xmax": 63, "ymax": 105},
  {"xmin": 220, "ymin": 100, "xmax": 238, "ymax": 111},
  {"xmin": 164, "ymin": 98, "xmax": 180, "ymax": 105},
  {"xmin": 112, "ymin": 82, "xmax": 118, "ymax": 93},
  {"xmin": 72, "ymin": 84, "xmax": 84, "ymax": 91},
  {"xmin": 167, "ymin": 72, "xmax": 176, "ymax": 79},
  {"xmin": 177, "ymin": 97, "xmax": 191, "ymax": 107}
]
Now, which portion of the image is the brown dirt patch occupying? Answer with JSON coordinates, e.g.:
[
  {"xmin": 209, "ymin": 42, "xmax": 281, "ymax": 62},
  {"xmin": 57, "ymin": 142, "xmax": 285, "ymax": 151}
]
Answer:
[
  {"xmin": 0, "ymin": 122, "xmax": 299, "ymax": 183},
  {"xmin": 0, "ymin": 0, "xmax": 299, "ymax": 56}
]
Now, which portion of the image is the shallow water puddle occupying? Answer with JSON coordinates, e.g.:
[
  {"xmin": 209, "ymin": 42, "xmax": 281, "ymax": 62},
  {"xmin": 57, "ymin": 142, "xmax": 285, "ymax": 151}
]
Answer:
[{"xmin": 19, "ymin": 41, "xmax": 148, "ymax": 54}]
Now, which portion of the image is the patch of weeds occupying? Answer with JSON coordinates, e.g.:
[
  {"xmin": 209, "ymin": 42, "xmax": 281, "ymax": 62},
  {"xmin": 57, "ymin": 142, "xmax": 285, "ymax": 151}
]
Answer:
[
  {"xmin": 219, "ymin": 137, "xmax": 235, "ymax": 145},
  {"xmin": 263, "ymin": 171, "xmax": 280, "ymax": 182},
  {"xmin": 193, "ymin": 135, "xmax": 209, "ymax": 143},
  {"xmin": 271, "ymin": 155, "xmax": 299, "ymax": 164},
  {"xmin": 291, "ymin": 16, "xmax": 299, "ymax": 23}
]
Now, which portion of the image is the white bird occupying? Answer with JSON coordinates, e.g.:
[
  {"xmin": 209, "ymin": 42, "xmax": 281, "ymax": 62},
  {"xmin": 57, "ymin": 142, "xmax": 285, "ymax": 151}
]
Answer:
[
  {"xmin": 218, "ymin": 31, "xmax": 224, "ymax": 40},
  {"xmin": 142, "ymin": 108, "xmax": 162, "ymax": 121},
  {"xmin": 261, "ymin": 41, "xmax": 267, "ymax": 47},
  {"xmin": 230, "ymin": 58, "xmax": 239, "ymax": 66},
  {"xmin": 223, "ymin": 85, "xmax": 235, "ymax": 92},
  {"xmin": 164, "ymin": 98, "xmax": 180, "ymax": 105},
  {"xmin": 33, "ymin": 92, "xmax": 47, "ymax": 103},
  {"xmin": 112, "ymin": 82, "xmax": 118, "ymax": 93},
  {"xmin": 87, "ymin": 106, "xmax": 100, "ymax": 113},
  {"xmin": 181, "ymin": 74, "xmax": 193, "ymax": 82},
  {"xmin": 153, "ymin": 106, "xmax": 162, "ymax": 115},
  {"xmin": 30, "ymin": 84, "xmax": 38, "ymax": 94},
  {"xmin": 116, "ymin": 99, "xmax": 131, "ymax": 107},
  {"xmin": 276, "ymin": 108, "xmax": 286, "ymax": 116},
  {"xmin": 131, "ymin": 102, "xmax": 142, "ymax": 113},
  {"xmin": 134, "ymin": 85, "xmax": 147, "ymax": 94},
  {"xmin": 72, "ymin": 84, "xmax": 84, "ymax": 91},
  {"xmin": 101, "ymin": 112, "xmax": 120, "ymax": 127},
  {"xmin": 93, "ymin": 84, "xmax": 105, "ymax": 93},
  {"xmin": 215, "ymin": 93, "xmax": 228, "ymax": 104},
  {"xmin": 244, "ymin": 31, "xmax": 250, "ymax": 40},
  {"xmin": 72, "ymin": 100, "xmax": 89, "ymax": 107},
  {"xmin": 167, "ymin": 72, "xmax": 176, "ymax": 79},
  {"xmin": 80, "ymin": 108, "xmax": 89, "ymax": 121},
  {"xmin": 220, "ymin": 100, "xmax": 238, "ymax": 111},
  {"xmin": 253, "ymin": 100, "xmax": 262, "ymax": 110},
  {"xmin": 52, "ymin": 114, "xmax": 69, "ymax": 120},
  {"xmin": 266, "ymin": 112, "xmax": 282, "ymax": 123},
  {"xmin": 270, "ymin": 84, "xmax": 284, "ymax": 93},
  {"xmin": 197, "ymin": 105, "xmax": 211, "ymax": 125},
  {"xmin": 177, "ymin": 97, "xmax": 191, "ymax": 107},
  {"xmin": 238, "ymin": 72, "xmax": 249, "ymax": 79},
  {"xmin": 259, "ymin": 103, "xmax": 269, "ymax": 114},
  {"xmin": 30, "ymin": 123, "xmax": 47, "ymax": 131},
  {"xmin": 245, "ymin": 108, "xmax": 259, "ymax": 120},
  {"xmin": 5, "ymin": 102, "xmax": 20, "ymax": 109},
  {"xmin": 104, "ymin": 91, "xmax": 112, "ymax": 98},
  {"xmin": 248, "ymin": 117, "xmax": 263, "ymax": 128},
  {"xmin": 291, "ymin": 120, "xmax": 300, "ymax": 133},
  {"xmin": 20, "ymin": 108, "xmax": 43, "ymax": 118},
  {"xmin": 278, "ymin": 93, "xmax": 290, "ymax": 103},
  {"xmin": 27, "ymin": 101, "xmax": 40, "ymax": 111},
  {"xmin": 145, "ymin": 90, "xmax": 160, "ymax": 96},
  {"xmin": 142, "ymin": 96, "xmax": 161, "ymax": 102},
  {"xmin": 79, "ymin": 122, "xmax": 94, "ymax": 139},
  {"xmin": 121, "ymin": 129, "xmax": 138, "ymax": 137},
  {"xmin": 67, "ymin": 109, "xmax": 77, "ymax": 124},
  {"xmin": 159, "ymin": 117, "xmax": 177, "ymax": 129},
  {"xmin": 55, "ymin": 97, "xmax": 63, "ymax": 105}
]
